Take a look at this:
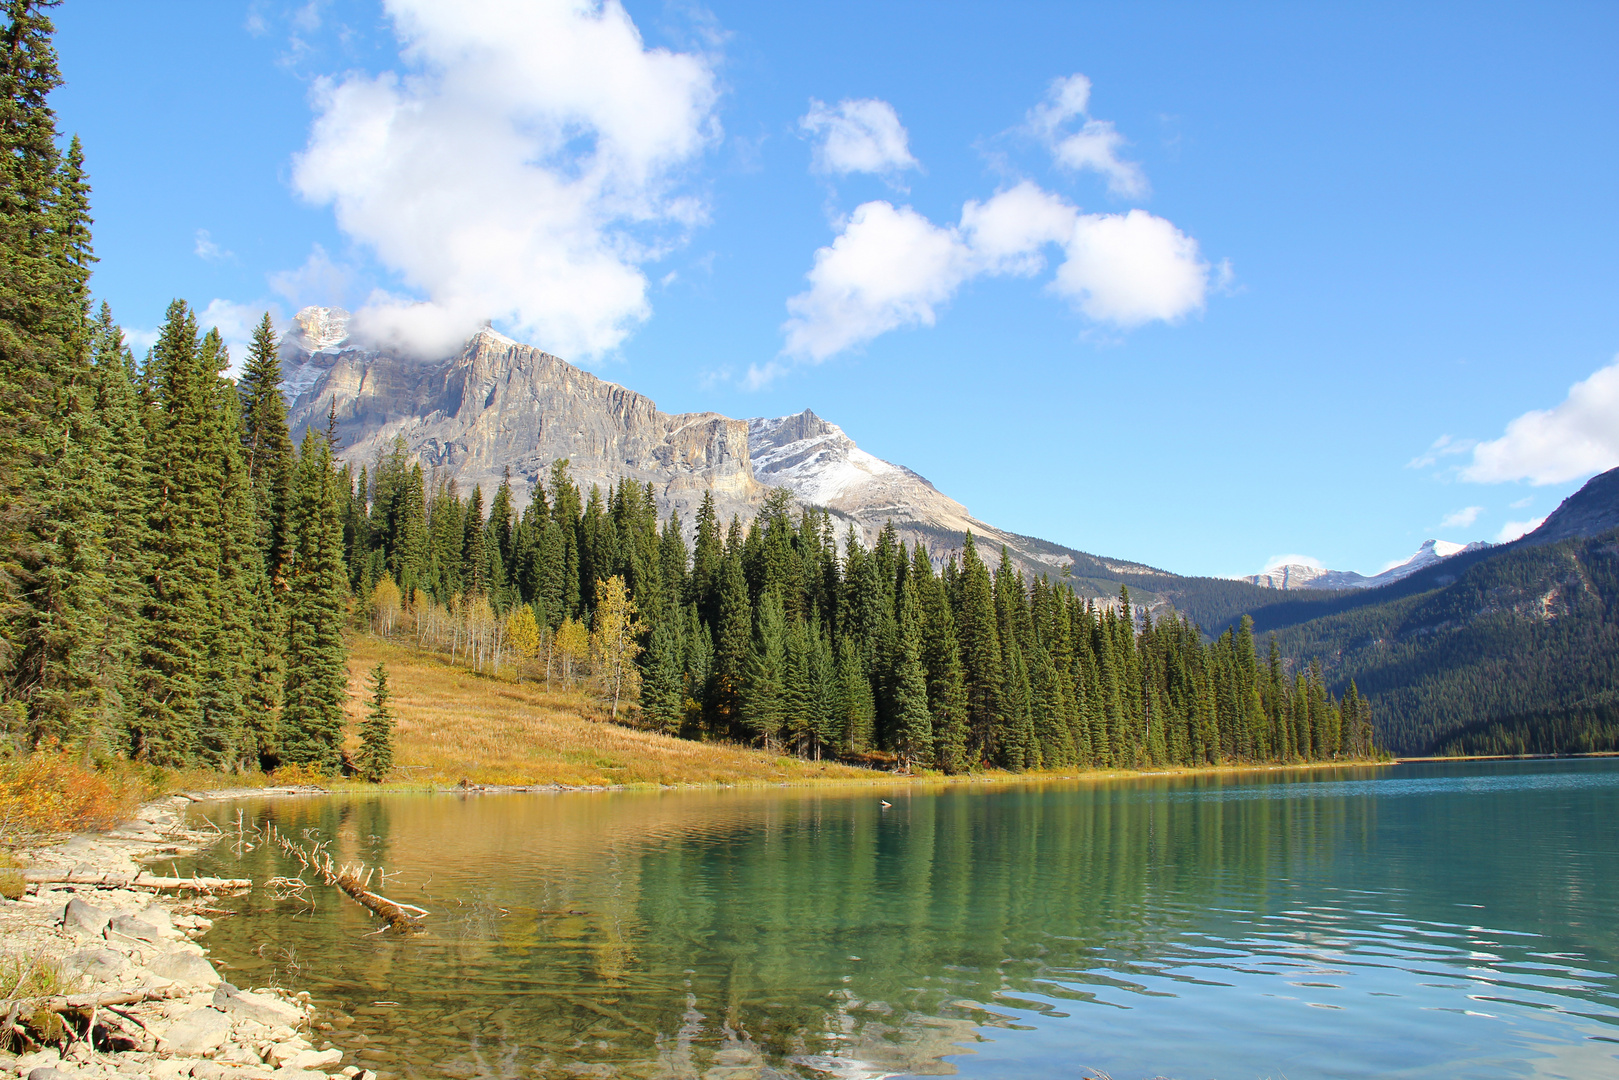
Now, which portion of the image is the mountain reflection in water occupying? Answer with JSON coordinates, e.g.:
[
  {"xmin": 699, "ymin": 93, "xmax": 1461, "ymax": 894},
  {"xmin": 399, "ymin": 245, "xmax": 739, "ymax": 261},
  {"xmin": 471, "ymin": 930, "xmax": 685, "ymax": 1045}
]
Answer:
[{"xmin": 183, "ymin": 760, "xmax": 1619, "ymax": 1080}]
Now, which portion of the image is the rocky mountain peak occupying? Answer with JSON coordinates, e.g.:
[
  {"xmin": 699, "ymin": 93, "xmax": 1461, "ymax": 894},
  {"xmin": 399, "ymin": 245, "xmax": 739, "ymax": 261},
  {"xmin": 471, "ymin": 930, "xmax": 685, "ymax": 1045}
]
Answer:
[
  {"xmin": 284, "ymin": 306, "xmax": 351, "ymax": 353},
  {"xmin": 1521, "ymin": 465, "xmax": 1619, "ymax": 547}
]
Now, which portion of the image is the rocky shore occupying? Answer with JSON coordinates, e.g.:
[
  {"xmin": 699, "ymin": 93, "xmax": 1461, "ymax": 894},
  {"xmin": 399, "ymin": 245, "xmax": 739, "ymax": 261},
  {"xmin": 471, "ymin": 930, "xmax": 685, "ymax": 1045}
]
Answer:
[{"xmin": 1, "ymin": 792, "xmax": 371, "ymax": 1080}]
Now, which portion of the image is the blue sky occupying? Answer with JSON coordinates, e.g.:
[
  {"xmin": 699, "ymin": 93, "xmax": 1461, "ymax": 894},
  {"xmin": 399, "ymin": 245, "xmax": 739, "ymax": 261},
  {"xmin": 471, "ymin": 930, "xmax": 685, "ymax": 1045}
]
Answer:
[{"xmin": 52, "ymin": 1, "xmax": 1619, "ymax": 579}]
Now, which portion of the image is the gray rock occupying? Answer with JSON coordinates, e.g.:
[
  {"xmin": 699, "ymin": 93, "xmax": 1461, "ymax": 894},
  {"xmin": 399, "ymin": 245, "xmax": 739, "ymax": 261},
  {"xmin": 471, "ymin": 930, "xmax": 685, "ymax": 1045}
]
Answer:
[
  {"xmin": 190, "ymin": 1063, "xmax": 226, "ymax": 1080},
  {"xmin": 28, "ymin": 1068, "xmax": 76, "ymax": 1080},
  {"xmin": 107, "ymin": 913, "xmax": 165, "ymax": 943},
  {"xmin": 138, "ymin": 904, "xmax": 175, "ymax": 933},
  {"xmin": 285, "ymin": 1048, "xmax": 342, "ymax": 1069},
  {"xmin": 62, "ymin": 897, "xmax": 111, "ymax": 937},
  {"xmin": 147, "ymin": 949, "xmax": 220, "ymax": 986},
  {"xmin": 159, "ymin": 1006, "xmax": 231, "ymax": 1056},
  {"xmin": 214, "ymin": 988, "xmax": 303, "ymax": 1028},
  {"xmin": 66, "ymin": 947, "xmax": 128, "ymax": 981}
]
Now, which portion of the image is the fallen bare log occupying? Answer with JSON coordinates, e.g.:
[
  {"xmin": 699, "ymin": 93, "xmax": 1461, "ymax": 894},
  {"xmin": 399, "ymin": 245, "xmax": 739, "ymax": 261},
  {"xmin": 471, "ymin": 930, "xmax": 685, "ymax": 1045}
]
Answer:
[
  {"xmin": 333, "ymin": 871, "xmax": 430, "ymax": 932},
  {"xmin": 22, "ymin": 871, "xmax": 251, "ymax": 893},
  {"xmin": 266, "ymin": 824, "xmax": 428, "ymax": 933},
  {"xmin": 2, "ymin": 983, "xmax": 188, "ymax": 1017}
]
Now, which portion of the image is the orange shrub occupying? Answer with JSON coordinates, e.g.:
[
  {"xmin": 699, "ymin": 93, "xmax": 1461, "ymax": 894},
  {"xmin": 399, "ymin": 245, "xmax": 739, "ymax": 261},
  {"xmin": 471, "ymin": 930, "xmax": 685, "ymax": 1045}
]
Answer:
[{"xmin": 0, "ymin": 743, "xmax": 144, "ymax": 845}]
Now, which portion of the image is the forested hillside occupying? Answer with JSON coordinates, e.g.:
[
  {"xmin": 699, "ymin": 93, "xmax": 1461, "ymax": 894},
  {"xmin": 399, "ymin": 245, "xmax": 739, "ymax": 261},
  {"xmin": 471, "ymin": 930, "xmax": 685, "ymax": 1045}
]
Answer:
[
  {"xmin": 343, "ymin": 460, "xmax": 1377, "ymax": 771},
  {"xmin": 1257, "ymin": 527, "xmax": 1619, "ymax": 754}
]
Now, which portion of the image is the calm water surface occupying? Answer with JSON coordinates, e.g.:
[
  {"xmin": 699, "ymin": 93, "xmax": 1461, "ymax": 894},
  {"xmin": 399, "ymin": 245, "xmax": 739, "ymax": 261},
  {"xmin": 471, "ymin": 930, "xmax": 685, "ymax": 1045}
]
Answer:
[{"xmin": 182, "ymin": 759, "xmax": 1619, "ymax": 1079}]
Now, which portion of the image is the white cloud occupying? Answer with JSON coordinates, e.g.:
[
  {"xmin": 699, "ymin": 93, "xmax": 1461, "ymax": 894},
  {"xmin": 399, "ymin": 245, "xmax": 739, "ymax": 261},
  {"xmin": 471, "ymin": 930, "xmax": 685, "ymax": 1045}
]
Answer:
[
  {"xmin": 269, "ymin": 244, "xmax": 350, "ymax": 311},
  {"xmin": 1439, "ymin": 506, "xmax": 1484, "ymax": 529},
  {"xmin": 780, "ymin": 183, "xmax": 1208, "ymax": 363},
  {"xmin": 1049, "ymin": 208, "xmax": 1207, "ymax": 327},
  {"xmin": 782, "ymin": 201, "xmax": 973, "ymax": 362},
  {"xmin": 1026, "ymin": 74, "xmax": 1148, "ymax": 199},
  {"xmin": 194, "ymin": 229, "xmax": 231, "ymax": 262},
  {"xmin": 1497, "ymin": 516, "xmax": 1547, "ymax": 543},
  {"xmin": 1510, "ymin": 496, "xmax": 1534, "ymax": 509},
  {"xmin": 800, "ymin": 98, "xmax": 920, "ymax": 180},
  {"xmin": 959, "ymin": 180, "xmax": 1077, "ymax": 276},
  {"xmin": 1462, "ymin": 358, "xmax": 1619, "ymax": 485},
  {"xmin": 1264, "ymin": 553, "xmax": 1322, "ymax": 571},
  {"xmin": 290, "ymin": 0, "xmax": 720, "ymax": 361}
]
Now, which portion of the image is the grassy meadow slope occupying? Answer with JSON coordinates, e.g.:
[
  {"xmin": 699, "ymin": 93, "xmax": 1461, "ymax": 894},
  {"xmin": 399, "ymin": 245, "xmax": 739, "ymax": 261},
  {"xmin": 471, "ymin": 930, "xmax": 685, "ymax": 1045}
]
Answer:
[{"xmin": 338, "ymin": 636, "xmax": 878, "ymax": 787}]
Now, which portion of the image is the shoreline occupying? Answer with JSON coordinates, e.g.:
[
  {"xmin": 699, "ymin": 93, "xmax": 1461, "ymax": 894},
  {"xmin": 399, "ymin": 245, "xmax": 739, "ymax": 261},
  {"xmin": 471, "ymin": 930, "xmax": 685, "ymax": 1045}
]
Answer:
[
  {"xmin": 175, "ymin": 756, "xmax": 1398, "ymax": 806},
  {"xmin": 1, "ymin": 794, "xmax": 372, "ymax": 1080}
]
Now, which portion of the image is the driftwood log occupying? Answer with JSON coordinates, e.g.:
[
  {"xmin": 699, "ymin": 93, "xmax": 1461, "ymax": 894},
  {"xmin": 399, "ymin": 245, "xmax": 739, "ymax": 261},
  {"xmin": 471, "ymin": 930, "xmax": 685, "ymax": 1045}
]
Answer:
[
  {"xmin": 22, "ymin": 871, "xmax": 250, "ymax": 893},
  {"xmin": 3, "ymin": 984, "xmax": 189, "ymax": 1017},
  {"xmin": 267, "ymin": 824, "xmax": 428, "ymax": 933}
]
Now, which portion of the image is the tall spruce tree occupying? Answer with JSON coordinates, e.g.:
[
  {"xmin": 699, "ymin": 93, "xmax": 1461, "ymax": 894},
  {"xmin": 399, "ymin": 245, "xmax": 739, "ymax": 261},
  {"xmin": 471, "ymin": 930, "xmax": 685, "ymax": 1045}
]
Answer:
[{"xmin": 281, "ymin": 430, "xmax": 349, "ymax": 772}]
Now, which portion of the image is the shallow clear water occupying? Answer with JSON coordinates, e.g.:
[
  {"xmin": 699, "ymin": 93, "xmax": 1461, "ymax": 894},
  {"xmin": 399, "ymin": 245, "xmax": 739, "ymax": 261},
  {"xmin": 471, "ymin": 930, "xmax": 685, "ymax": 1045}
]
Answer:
[{"xmin": 182, "ymin": 759, "xmax": 1619, "ymax": 1079}]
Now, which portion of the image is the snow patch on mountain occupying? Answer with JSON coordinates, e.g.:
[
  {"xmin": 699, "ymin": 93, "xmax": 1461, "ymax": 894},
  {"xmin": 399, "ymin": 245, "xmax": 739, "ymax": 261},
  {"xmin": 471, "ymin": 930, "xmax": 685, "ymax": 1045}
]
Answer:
[
  {"xmin": 286, "ymin": 306, "xmax": 351, "ymax": 353},
  {"xmin": 748, "ymin": 410, "xmax": 913, "ymax": 505}
]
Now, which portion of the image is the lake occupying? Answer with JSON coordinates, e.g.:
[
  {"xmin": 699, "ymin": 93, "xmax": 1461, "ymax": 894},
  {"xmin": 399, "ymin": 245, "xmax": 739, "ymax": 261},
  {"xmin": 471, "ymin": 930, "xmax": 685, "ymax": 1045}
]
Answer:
[{"xmin": 181, "ymin": 759, "xmax": 1619, "ymax": 1079}]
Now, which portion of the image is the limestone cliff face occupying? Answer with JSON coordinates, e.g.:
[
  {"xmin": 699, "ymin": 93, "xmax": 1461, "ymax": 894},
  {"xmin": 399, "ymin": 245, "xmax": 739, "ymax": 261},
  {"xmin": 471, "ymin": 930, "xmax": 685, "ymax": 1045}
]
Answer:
[{"xmin": 282, "ymin": 308, "xmax": 764, "ymax": 523}]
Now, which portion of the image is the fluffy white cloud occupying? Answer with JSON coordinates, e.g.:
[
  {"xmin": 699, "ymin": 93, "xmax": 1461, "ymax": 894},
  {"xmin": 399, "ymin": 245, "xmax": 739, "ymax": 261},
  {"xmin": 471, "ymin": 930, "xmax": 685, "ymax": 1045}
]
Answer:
[
  {"xmin": 291, "ymin": 0, "xmax": 719, "ymax": 360},
  {"xmin": 1497, "ymin": 516, "xmax": 1547, "ymax": 543},
  {"xmin": 780, "ymin": 182, "xmax": 1208, "ymax": 364},
  {"xmin": 1462, "ymin": 358, "xmax": 1619, "ymax": 485},
  {"xmin": 959, "ymin": 180, "xmax": 1077, "ymax": 275},
  {"xmin": 1026, "ymin": 74, "xmax": 1148, "ymax": 199},
  {"xmin": 800, "ymin": 98, "xmax": 919, "ymax": 179},
  {"xmin": 1439, "ymin": 506, "xmax": 1484, "ymax": 528},
  {"xmin": 1050, "ymin": 209, "xmax": 1207, "ymax": 327},
  {"xmin": 782, "ymin": 201, "xmax": 972, "ymax": 362}
]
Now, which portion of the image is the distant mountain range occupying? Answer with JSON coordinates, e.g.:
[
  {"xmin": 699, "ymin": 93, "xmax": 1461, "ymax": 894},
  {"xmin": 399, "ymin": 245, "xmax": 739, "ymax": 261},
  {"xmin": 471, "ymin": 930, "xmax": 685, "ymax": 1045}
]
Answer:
[
  {"xmin": 1238, "ymin": 472, "xmax": 1619, "ymax": 755},
  {"xmin": 279, "ymin": 307, "xmax": 1619, "ymax": 758},
  {"xmin": 1245, "ymin": 539, "xmax": 1493, "ymax": 591}
]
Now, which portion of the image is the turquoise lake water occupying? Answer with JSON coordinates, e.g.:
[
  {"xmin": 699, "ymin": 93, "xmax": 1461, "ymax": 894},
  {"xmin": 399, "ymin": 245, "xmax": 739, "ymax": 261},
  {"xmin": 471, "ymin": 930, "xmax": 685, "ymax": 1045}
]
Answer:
[{"xmin": 183, "ymin": 759, "xmax": 1619, "ymax": 1079}]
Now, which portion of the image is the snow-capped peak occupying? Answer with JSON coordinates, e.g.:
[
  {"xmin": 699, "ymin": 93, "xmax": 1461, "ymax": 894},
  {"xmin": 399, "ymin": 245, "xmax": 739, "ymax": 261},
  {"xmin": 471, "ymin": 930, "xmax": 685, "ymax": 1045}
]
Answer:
[
  {"xmin": 285, "ymin": 306, "xmax": 351, "ymax": 353},
  {"xmin": 747, "ymin": 409, "xmax": 904, "ymax": 506}
]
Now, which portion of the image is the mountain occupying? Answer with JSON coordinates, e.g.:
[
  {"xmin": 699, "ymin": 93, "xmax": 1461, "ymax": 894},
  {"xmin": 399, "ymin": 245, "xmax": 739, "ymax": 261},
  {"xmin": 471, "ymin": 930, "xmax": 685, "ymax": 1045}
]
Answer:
[
  {"xmin": 1518, "ymin": 465, "xmax": 1619, "ymax": 546},
  {"xmin": 1246, "ymin": 539, "xmax": 1491, "ymax": 591},
  {"xmin": 282, "ymin": 308, "xmax": 763, "ymax": 529},
  {"xmin": 1240, "ymin": 466, "xmax": 1619, "ymax": 754},
  {"xmin": 280, "ymin": 307, "xmax": 1292, "ymax": 627}
]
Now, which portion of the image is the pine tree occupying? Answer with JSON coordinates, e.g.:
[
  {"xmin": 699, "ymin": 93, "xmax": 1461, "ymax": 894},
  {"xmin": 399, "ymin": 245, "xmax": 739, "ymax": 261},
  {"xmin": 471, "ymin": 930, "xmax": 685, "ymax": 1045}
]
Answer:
[
  {"xmin": 890, "ymin": 578, "xmax": 933, "ymax": 770},
  {"xmin": 239, "ymin": 312, "xmax": 295, "ymax": 580},
  {"xmin": 461, "ymin": 485, "xmax": 487, "ymax": 597},
  {"xmin": 355, "ymin": 661, "xmax": 394, "ymax": 783},
  {"xmin": 280, "ymin": 430, "xmax": 349, "ymax": 772},
  {"xmin": 954, "ymin": 533, "xmax": 1002, "ymax": 766},
  {"xmin": 741, "ymin": 591, "xmax": 786, "ymax": 749},
  {"xmin": 130, "ymin": 301, "xmax": 218, "ymax": 765}
]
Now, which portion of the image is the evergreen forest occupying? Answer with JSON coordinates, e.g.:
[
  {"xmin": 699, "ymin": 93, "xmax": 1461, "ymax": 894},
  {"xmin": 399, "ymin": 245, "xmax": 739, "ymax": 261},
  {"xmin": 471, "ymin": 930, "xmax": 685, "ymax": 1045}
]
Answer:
[{"xmin": 0, "ymin": 3, "xmax": 1377, "ymax": 777}]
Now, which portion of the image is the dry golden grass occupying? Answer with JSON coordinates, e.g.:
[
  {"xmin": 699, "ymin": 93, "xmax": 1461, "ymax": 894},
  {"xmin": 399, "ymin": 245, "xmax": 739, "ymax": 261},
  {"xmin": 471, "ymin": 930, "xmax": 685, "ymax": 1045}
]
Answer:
[{"xmin": 341, "ymin": 635, "xmax": 881, "ymax": 787}]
